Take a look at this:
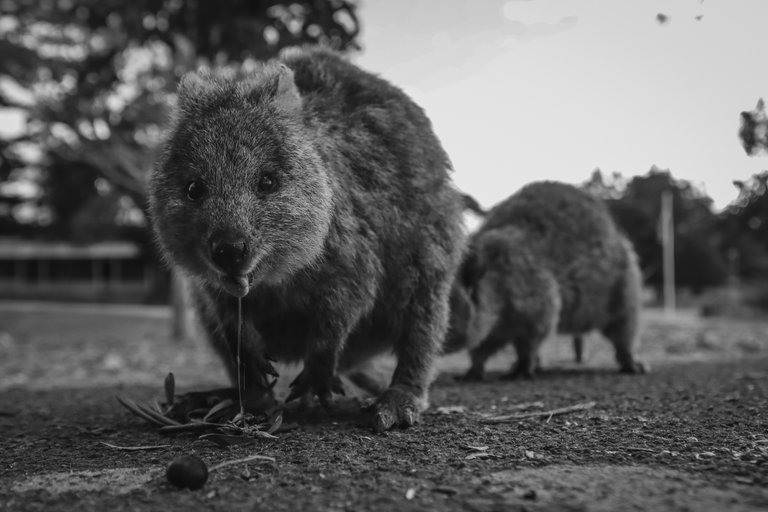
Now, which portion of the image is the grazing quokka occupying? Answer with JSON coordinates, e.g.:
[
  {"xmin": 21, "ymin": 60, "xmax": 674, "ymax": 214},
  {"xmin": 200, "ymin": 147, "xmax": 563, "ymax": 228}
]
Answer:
[
  {"xmin": 148, "ymin": 47, "xmax": 465, "ymax": 432},
  {"xmin": 454, "ymin": 193, "xmax": 586, "ymax": 366},
  {"xmin": 444, "ymin": 181, "xmax": 646, "ymax": 380}
]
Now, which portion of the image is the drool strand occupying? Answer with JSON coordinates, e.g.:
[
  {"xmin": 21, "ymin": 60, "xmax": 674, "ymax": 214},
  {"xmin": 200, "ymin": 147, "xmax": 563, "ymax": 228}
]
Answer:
[{"xmin": 237, "ymin": 297, "xmax": 245, "ymax": 421}]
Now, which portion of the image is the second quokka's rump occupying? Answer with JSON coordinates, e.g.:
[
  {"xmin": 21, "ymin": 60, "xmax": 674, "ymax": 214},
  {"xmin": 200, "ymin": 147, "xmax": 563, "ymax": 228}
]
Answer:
[
  {"xmin": 148, "ymin": 47, "xmax": 465, "ymax": 432},
  {"xmin": 445, "ymin": 181, "xmax": 646, "ymax": 380}
]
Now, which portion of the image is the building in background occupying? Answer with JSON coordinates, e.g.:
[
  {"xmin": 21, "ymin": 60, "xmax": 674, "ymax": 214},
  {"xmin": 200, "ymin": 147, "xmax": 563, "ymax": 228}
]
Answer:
[{"xmin": 0, "ymin": 239, "xmax": 154, "ymax": 303}]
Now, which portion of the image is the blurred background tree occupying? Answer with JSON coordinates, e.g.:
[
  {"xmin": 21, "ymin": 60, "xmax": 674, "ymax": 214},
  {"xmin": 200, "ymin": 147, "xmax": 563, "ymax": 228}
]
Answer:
[
  {"xmin": 733, "ymin": 99, "xmax": 768, "ymax": 277},
  {"xmin": 1, "ymin": 1, "xmax": 766, "ymax": 319},
  {"xmin": 578, "ymin": 95, "xmax": 768, "ymax": 312},
  {"xmin": 739, "ymin": 98, "xmax": 768, "ymax": 157},
  {"xmin": 0, "ymin": 0, "xmax": 360, "ymax": 242},
  {"xmin": 722, "ymin": 171, "xmax": 768, "ymax": 278},
  {"xmin": 0, "ymin": 0, "xmax": 360, "ymax": 336},
  {"xmin": 583, "ymin": 167, "xmax": 729, "ymax": 296}
]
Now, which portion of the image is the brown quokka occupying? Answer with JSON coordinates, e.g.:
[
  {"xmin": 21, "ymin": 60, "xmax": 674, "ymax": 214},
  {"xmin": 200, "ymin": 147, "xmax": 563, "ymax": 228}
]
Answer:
[
  {"xmin": 148, "ymin": 47, "xmax": 465, "ymax": 432},
  {"xmin": 444, "ymin": 181, "xmax": 646, "ymax": 380}
]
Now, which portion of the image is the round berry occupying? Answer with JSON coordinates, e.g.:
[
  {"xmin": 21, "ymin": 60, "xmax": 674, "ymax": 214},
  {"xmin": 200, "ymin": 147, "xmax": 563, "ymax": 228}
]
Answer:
[{"xmin": 166, "ymin": 454, "xmax": 208, "ymax": 490}]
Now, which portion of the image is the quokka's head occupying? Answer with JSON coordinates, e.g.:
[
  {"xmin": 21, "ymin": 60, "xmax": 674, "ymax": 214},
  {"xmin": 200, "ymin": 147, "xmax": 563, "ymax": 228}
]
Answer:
[{"xmin": 149, "ymin": 62, "xmax": 333, "ymax": 297}]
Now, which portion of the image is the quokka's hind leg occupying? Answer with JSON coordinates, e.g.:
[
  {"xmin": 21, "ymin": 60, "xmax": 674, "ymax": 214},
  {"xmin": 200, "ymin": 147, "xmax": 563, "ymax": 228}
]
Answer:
[
  {"xmin": 573, "ymin": 335, "xmax": 584, "ymax": 364},
  {"xmin": 502, "ymin": 330, "xmax": 548, "ymax": 380},
  {"xmin": 502, "ymin": 278, "xmax": 560, "ymax": 380},
  {"xmin": 604, "ymin": 242, "xmax": 647, "ymax": 374},
  {"xmin": 602, "ymin": 314, "xmax": 646, "ymax": 374},
  {"xmin": 460, "ymin": 333, "xmax": 510, "ymax": 381}
]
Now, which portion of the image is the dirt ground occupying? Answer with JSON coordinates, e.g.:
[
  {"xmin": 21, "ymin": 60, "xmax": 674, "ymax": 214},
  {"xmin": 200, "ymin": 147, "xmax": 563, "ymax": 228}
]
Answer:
[{"xmin": 0, "ymin": 301, "xmax": 767, "ymax": 512}]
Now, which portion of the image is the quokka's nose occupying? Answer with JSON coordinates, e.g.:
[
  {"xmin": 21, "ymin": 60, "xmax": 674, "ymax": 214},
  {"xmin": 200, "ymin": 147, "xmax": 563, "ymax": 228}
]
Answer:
[{"xmin": 210, "ymin": 232, "xmax": 248, "ymax": 275}]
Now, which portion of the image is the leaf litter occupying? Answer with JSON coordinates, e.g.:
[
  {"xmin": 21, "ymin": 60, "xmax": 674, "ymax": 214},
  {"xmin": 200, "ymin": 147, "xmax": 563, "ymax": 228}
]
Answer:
[{"xmin": 116, "ymin": 298, "xmax": 286, "ymax": 448}]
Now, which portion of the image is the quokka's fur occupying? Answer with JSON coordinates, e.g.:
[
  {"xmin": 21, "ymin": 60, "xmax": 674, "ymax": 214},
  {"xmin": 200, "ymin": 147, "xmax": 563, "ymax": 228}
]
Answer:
[{"xmin": 149, "ymin": 47, "xmax": 465, "ymax": 432}]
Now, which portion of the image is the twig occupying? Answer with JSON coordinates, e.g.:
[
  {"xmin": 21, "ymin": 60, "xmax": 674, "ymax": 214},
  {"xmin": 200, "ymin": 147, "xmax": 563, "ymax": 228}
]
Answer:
[
  {"xmin": 481, "ymin": 401, "xmax": 597, "ymax": 423},
  {"xmin": 99, "ymin": 442, "xmax": 171, "ymax": 451},
  {"xmin": 209, "ymin": 454, "xmax": 276, "ymax": 472},
  {"xmin": 505, "ymin": 401, "xmax": 545, "ymax": 411}
]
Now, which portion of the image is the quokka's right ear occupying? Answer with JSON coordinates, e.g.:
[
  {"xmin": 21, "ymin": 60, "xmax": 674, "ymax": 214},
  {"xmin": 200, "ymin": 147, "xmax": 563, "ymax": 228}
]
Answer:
[
  {"xmin": 239, "ymin": 62, "xmax": 302, "ymax": 113},
  {"xmin": 271, "ymin": 63, "xmax": 302, "ymax": 113}
]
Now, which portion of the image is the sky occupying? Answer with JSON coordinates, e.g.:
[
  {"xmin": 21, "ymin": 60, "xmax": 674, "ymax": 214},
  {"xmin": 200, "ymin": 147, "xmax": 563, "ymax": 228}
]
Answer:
[{"xmin": 353, "ymin": 0, "xmax": 768, "ymax": 211}]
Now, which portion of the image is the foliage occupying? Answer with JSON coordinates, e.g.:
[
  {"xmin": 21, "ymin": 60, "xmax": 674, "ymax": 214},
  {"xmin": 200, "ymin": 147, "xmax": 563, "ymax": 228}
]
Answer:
[
  {"xmin": 721, "ymin": 171, "xmax": 768, "ymax": 278},
  {"xmin": 0, "ymin": 0, "xmax": 361, "ymax": 241},
  {"xmin": 739, "ymin": 99, "xmax": 768, "ymax": 156},
  {"xmin": 583, "ymin": 167, "xmax": 729, "ymax": 292}
]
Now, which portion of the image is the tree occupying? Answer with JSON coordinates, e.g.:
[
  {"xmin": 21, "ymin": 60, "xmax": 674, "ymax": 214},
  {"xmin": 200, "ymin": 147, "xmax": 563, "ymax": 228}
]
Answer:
[
  {"xmin": 721, "ymin": 172, "xmax": 768, "ymax": 278},
  {"xmin": 739, "ymin": 99, "xmax": 768, "ymax": 156},
  {"xmin": 731, "ymin": 95, "xmax": 768, "ymax": 279},
  {"xmin": 0, "ymin": 0, "xmax": 362, "ymax": 337},
  {"xmin": 584, "ymin": 167, "xmax": 728, "ymax": 293},
  {"xmin": 581, "ymin": 168, "xmax": 626, "ymax": 201},
  {"xmin": 0, "ymin": 0, "xmax": 361, "ymax": 233}
]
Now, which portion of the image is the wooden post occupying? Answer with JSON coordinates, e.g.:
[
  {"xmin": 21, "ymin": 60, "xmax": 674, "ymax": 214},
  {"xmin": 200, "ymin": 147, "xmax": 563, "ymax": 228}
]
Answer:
[
  {"xmin": 661, "ymin": 189, "xmax": 675, "ymax": 314},
  {"xmin": 170, "ymin": 269, "xmax": 195, "ymax": 342}
]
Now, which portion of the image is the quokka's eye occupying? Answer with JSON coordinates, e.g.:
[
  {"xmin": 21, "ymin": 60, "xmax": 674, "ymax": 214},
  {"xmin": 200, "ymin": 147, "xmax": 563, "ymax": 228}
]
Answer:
[
  {"xmin": 186, "ymin": 180, "xmax": 205, "ymax": 201},
  {"xmin": 257, "ymin": 173, "xmax": 279, "ymax": 193}
]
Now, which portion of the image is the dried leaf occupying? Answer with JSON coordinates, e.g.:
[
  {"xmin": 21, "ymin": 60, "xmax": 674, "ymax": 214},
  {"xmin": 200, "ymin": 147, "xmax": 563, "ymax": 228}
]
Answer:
[
  {"xmin": 151, "ymin": 398, "xmax": 164, "ymax": 414},
  {"xmin": 116, "ymin": 395, "xmax": 168, "ymax": 426},
  {"xmin": 158, "ymin": 421, "xmax": 224, "ymax": 434},
  {"xmin": 248, "ymin": 430, "xmax": 278, "ymax": 440},
  {"xmin": 267, "ymin": 414, "xmax": 283, "ymax": 435},
  {"xmin": 203, "ymin": 399, "xmax": 237, "ymax": 422},
  {"xmin": 133, "ymin": 400, "xmax": 182, "ymax": 426}
]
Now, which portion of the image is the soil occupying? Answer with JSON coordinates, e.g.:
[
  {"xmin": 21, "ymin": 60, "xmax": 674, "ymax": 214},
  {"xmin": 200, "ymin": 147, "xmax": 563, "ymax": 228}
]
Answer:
[{"xmin": 0, "ymin": 301, "xmax": 767, "ymax": 511}]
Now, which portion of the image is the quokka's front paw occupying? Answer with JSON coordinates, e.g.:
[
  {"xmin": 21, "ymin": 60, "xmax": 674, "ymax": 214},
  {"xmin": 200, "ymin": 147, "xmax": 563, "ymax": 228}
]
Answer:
[
  {"xmin": 285, "ymin": 366, "xmax": 345, "ymax": 409},
  {"xmin": 367, "ymin": 388, "xmax": 424, "ymax": 433}
]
